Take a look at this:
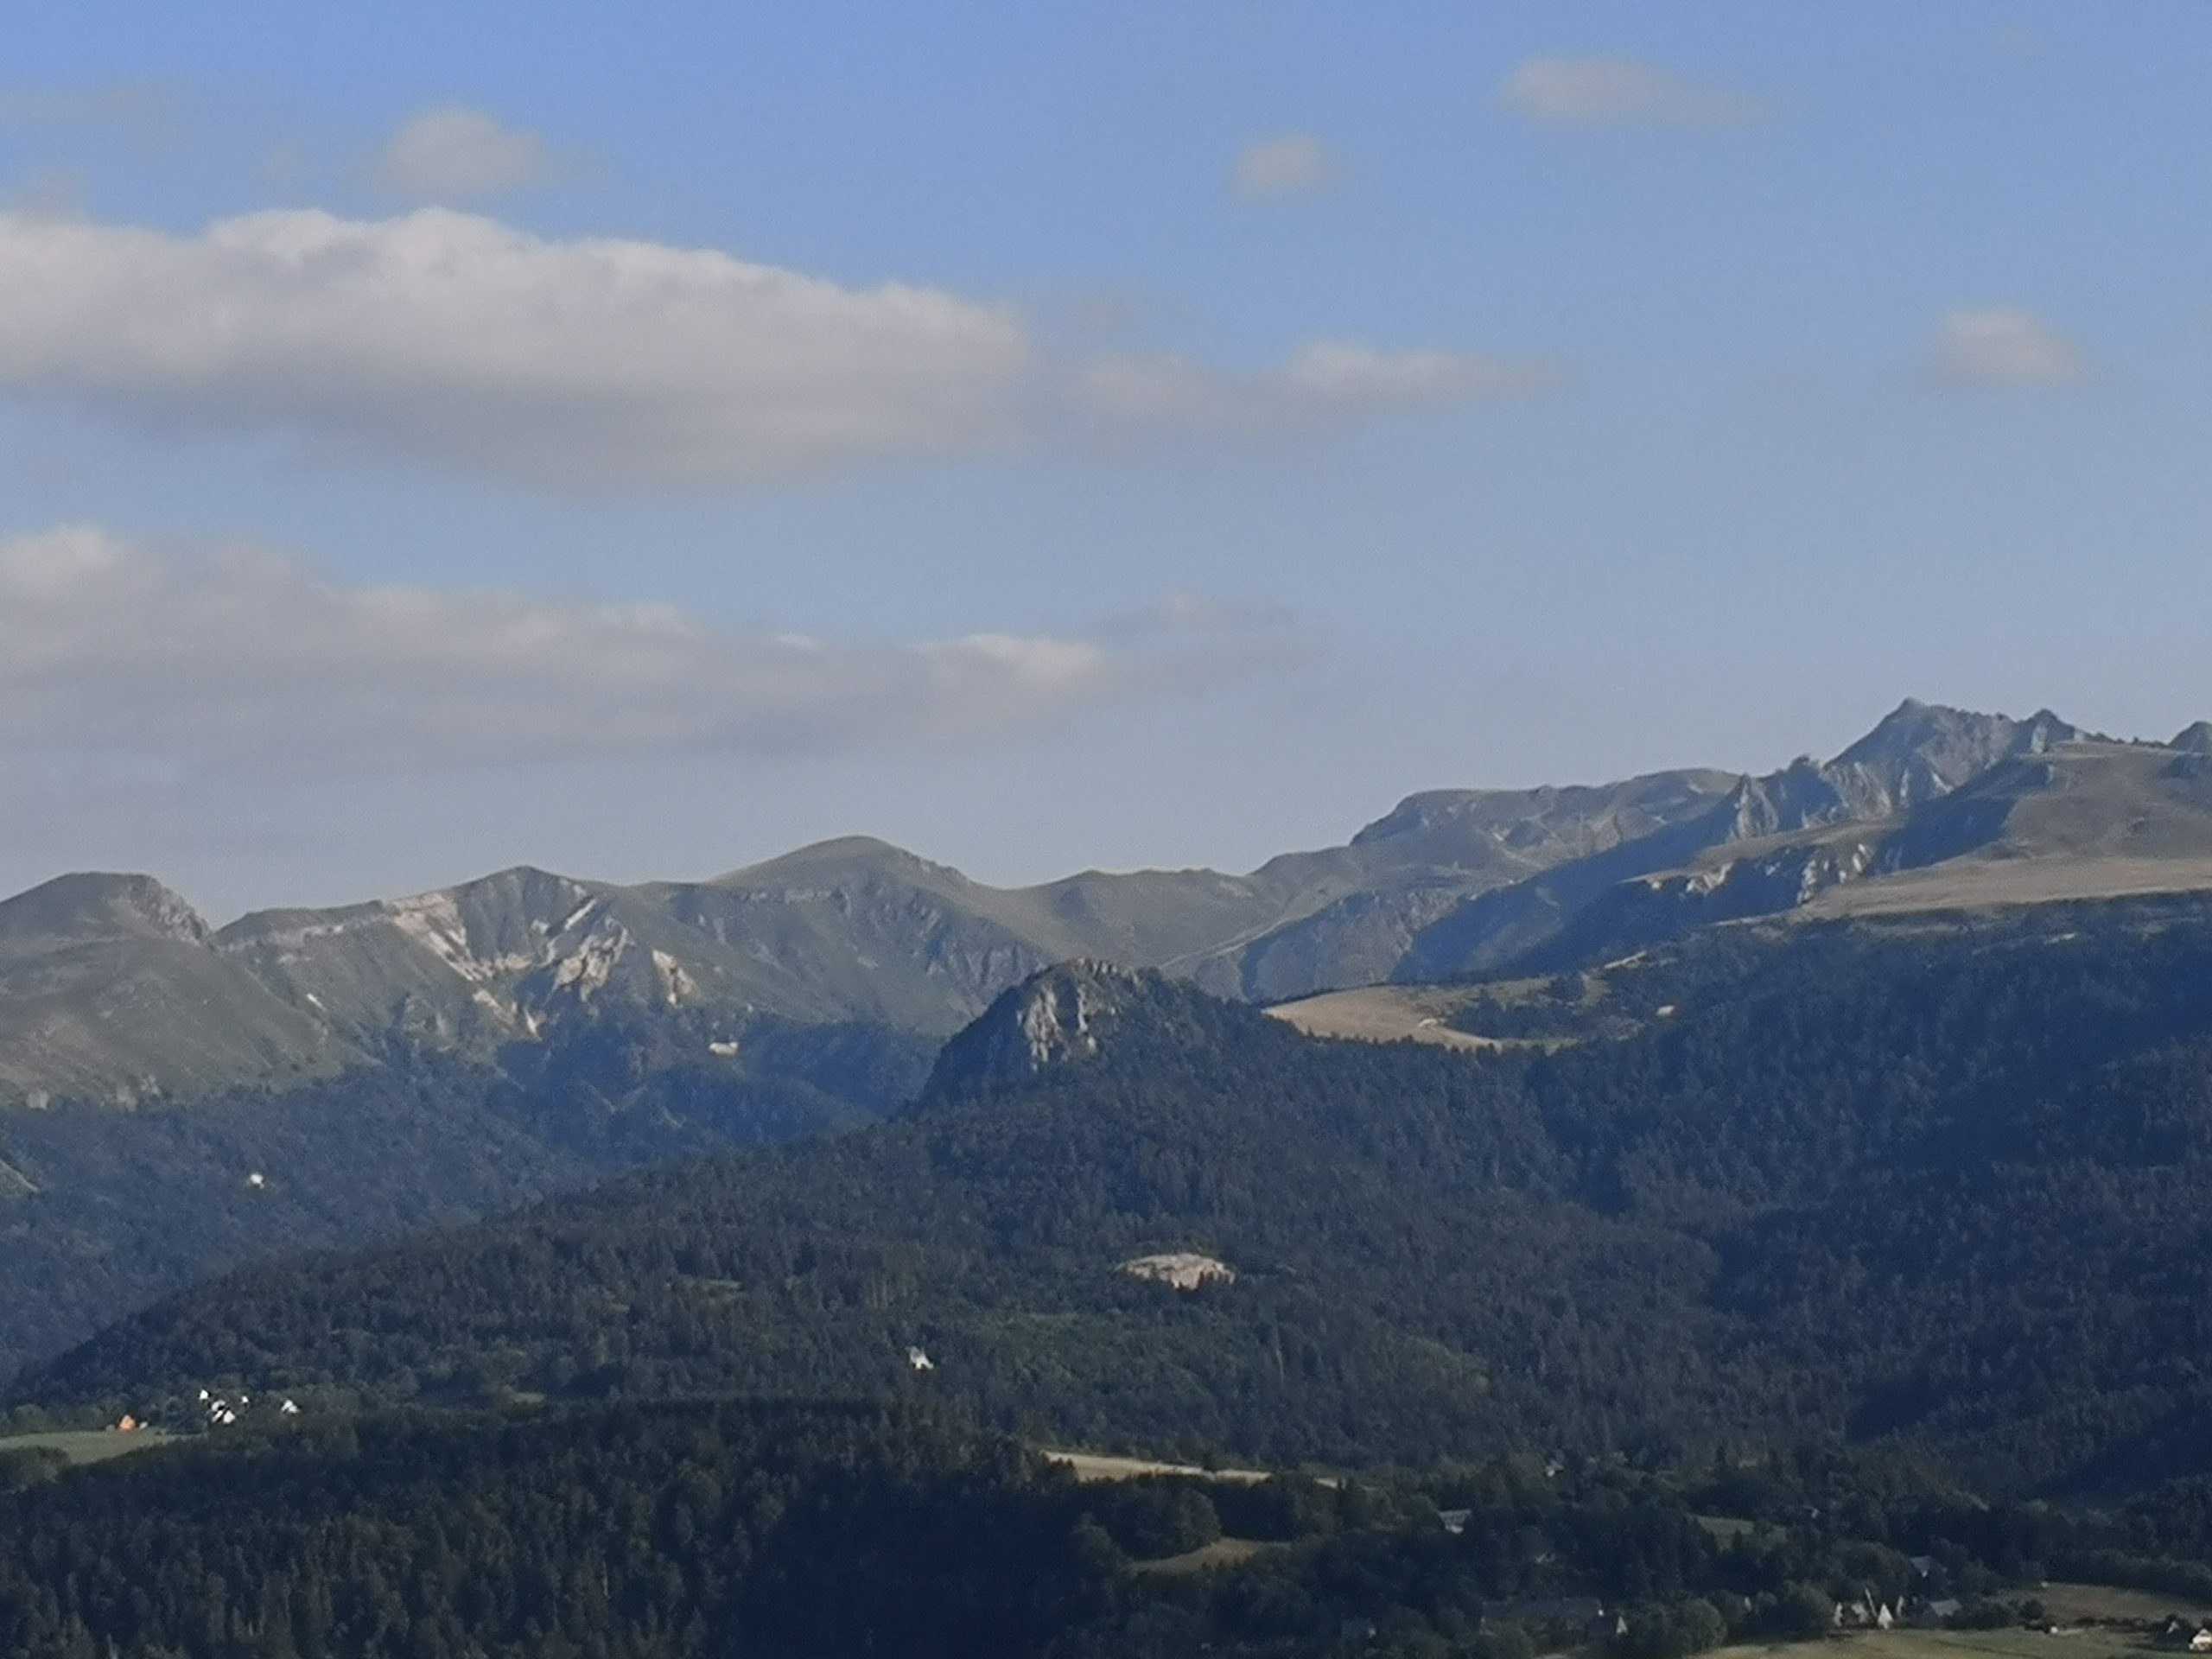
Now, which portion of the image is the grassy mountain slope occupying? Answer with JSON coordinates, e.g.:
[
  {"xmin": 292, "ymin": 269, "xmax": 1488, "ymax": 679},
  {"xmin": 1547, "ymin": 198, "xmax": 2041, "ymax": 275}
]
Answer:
[{"xmin": 0, "ymin": 875, "xmax": 359, "ymax": 1107}]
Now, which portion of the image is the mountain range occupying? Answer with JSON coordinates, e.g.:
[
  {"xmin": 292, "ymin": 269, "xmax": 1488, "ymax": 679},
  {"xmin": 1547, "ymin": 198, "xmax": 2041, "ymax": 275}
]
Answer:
[
  {"xmin": 8, "ymin": 699, "xmax": 2212, "ymax": 1113},
  {"xmin": 5, "ymin": 696, "xmax": 2212, "ymax": 1382}
]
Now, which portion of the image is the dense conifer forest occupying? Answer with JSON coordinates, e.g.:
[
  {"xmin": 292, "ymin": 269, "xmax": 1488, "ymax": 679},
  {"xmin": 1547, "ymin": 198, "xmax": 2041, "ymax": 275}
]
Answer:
[{"xmin": 14, "ymin": 1397, "xmax": 2212, "ymax": 1659}]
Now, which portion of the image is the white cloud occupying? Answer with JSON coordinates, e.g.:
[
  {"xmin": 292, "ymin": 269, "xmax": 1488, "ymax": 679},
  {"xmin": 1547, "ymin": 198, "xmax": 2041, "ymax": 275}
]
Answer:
[
  {"xmin": 371, "ymin": 106, "xmax": 563, "ymax": 200},
  {"xmin": 1079, "ymin": 340, "xmax": 1566, "ymax": 435},
  {"xmin": 0, "ymin": 207, "xmax": 1554, "ymax": 485},
  {"xmin": 1928, "ymin": 306, "xmax": 2090, "ymax": 389},
  {"xmin": 1499, "ymin": 57, "xmax": 1758, "ymax": 128},
  {"xmin": 0, "ymin": 207, "xmax": 1039, "ymax": 485},
  {"xmin": 0, "ymin": 526, "xmax": 1232, "ymax": 779},
  {"xmin": 1230, "ymin": 133, "xmax": 1340, "ymax": 199}
]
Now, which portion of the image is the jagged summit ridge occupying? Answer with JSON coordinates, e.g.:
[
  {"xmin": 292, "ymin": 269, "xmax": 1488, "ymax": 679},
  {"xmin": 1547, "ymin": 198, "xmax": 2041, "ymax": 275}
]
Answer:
[{"xmin": 1823, "ymin": 699, "xmax": 2079, "ymax": 817}]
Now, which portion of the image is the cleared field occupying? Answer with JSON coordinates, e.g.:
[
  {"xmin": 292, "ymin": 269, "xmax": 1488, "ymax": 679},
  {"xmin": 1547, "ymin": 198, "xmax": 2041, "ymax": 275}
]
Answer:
[
  {"xmin": 0, "ymin": 1427, "xmax": 174, "ymax": 1466},
  {"xmin": 1707, "ymin": 1635, "xmax": 2111, "ymax": 1659},
  {"xmin": 1718, "ymin": 1616, "xmax": 2183, "ymax": 1659},
  {"xmin": 1265, "ymin": 985, "xmax": 1503, "ymax": 1050},
  {"xmin": 2038, "ymin": 1583, "xmax": 2212, "ymax": 1625},
  {"xmin": 1802, "ymin": 856, "xmax": 2212, "ymax": 919},
  {"xmin": 1713, "ymin": 1581, "xmax": 2212, "ymax": 1659},
  {"xmin": 1040, "ymin": 1449, "xmax": 1275, "ymax": 1485},
  {"xmin": 1846, "ymin": 1630, "xmax": 2130, "ymax": 1659}
]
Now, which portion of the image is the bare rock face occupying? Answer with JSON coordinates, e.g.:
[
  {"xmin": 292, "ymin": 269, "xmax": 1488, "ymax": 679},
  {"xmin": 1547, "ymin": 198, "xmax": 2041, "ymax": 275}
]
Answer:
[
  {"xmin": 2174, "ymin": 721, "xmax": 2212, "ymax": 755},
  {"xmin": 1118, "ymin": 1252, "xmax": 1236, "ymax": 1291},
  {"xmin": 921, "ymin": 960, "xmax": 1160, "ymax": 1100},
  {"xmin": 1825, "ymin": 699, "xmax": 2078, "ymax": 814},
  {"xmin": 1718, "ymin": 702, "xmax": 2082, "ymax": 842},
  {"xmin": 1641, "ymin": 836, "xmax": 1886, "ymax": 912},
  {"xmin": 1007, "ymin": 963, "xmax": 1127, "ymax": 1068}
]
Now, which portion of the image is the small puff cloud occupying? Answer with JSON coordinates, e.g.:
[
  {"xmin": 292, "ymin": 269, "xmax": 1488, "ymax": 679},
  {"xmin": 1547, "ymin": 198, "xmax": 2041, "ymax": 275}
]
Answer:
[
  {"xmin": 1500, "ymin": 57, "xmax": 1758, "ymax": 128},
  {"xmin": 0, "ymin": 207, "xmax": 1551, "ymax": 486},
  {"xmin": 1230, "ymin": 133, "xmax": 1341, "ymax": 199},
  {"xmin": 0, "ymin": 526, "xmax": 1249, "ymax": 780},
  {"xmin": 1928, "ymin": 307, "xmax": 2091, "ymax": 389},
  {"xmin": 370, "ymin": 106, "xmax": 563, "ymax": 200}
]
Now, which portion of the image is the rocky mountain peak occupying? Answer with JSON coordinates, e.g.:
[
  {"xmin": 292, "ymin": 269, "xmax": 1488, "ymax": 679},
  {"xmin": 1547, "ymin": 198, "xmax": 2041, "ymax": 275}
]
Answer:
[
  {"xmin": 922, "ymin": 960, "xmax": 1160, "ymax": 1100},
  {"xmin": 1821, "ymin": 700, "xmax": 2080, "ymax": 820},
  {"xmin": 0, "ymin": 873, "xmax": 212, "ymax": 956},
  {"xmin": 2173, "ymin": 721, "xmax": 2212, "ymax": 755},
  {"xmin": 1834, "ymin": 699, "xmax": 2077, "ymax": 771}
]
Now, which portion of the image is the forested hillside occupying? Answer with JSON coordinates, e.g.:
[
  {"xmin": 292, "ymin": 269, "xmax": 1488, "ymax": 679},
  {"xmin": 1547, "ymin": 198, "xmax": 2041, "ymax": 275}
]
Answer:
[
  {"xmin": 0, "ymin": 1015, "xmax": 931, "ymax": 1382},
  {"xmin": 13, "ymin": 1396, "xmax": 2212, "ymax": 1659},
  {"xmin": 29, "ymin": 897, "xmax": 2212, "ymax": 1494}
]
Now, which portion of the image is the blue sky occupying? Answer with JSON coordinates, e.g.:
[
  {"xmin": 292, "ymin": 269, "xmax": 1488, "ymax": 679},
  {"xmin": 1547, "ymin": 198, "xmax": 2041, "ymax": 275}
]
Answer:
[{"xmin": 3, "ymin": 3, "xmax": 2209, "ymax": 917}]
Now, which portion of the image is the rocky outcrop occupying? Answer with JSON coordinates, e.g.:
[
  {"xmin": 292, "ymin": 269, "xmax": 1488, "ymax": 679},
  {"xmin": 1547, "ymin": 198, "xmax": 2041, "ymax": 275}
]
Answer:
[
  {"xmin": 921, "ymin": 961, "xmax": 1157, "ymax": 1099},
  {"xmin": 1119, "ymin": 1252, "xmax": 1236, "ymax": 1291}
]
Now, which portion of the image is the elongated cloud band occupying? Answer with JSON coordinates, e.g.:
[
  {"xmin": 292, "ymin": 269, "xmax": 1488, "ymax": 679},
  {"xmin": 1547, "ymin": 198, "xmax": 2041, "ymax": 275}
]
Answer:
[
  {"xmin": 0, "ymin": 208, "xmax": 1037, "ymax": 486},
  {"xmin": 0, "ymin": 526, "xmax": 1271, "ymax": 779},
  {"xmin": 0, "ymin": 208, "xmax": 1554, "ymax": 486}
]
